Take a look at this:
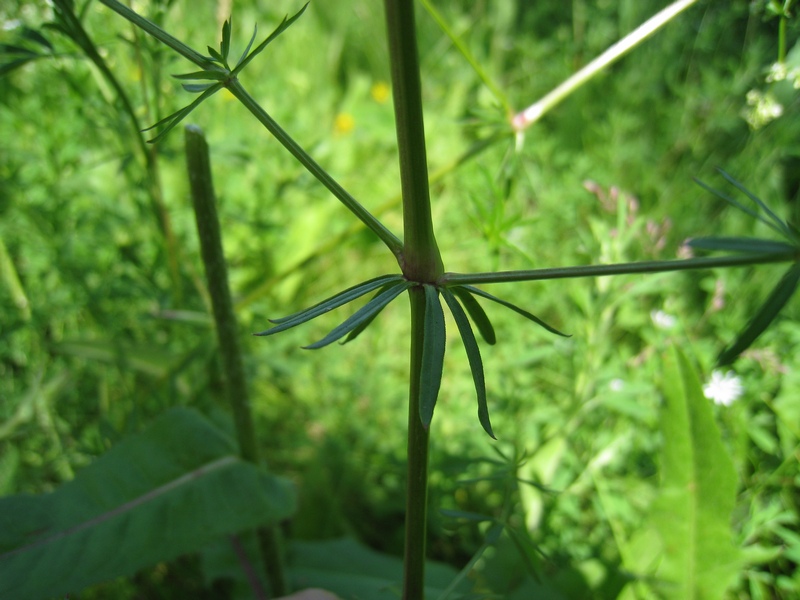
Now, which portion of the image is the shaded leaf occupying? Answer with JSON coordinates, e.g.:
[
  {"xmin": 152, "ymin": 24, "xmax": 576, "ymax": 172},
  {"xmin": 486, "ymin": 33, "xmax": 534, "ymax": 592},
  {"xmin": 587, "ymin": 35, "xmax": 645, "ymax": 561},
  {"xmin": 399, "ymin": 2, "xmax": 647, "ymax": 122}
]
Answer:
[
  {"xmin": 220, "ymin": 18, "xmax": 231, "ymax": 62},
  {"xmin": 341, "ymin": 282, "xmax": 398, "ymax": 344},
  {"xmin": 451, "ymin": 286, "xmax": 496, "ymax": 344},
  {"xmin": 172, "ymin": 70, "xmax": 228, "ymax": 81},
  {"xmin": 236, "ymin": 25, "xmax": 259, "ymax": 68},
  {"xmin": 143, "ymin": 83, "xmax": 223, "ymax": 143},
  {"xmin": 255, "ymin": 274, "xmax": 404, "ymax": 335},
  {"xmin": 232, "ymin": 3, "xmax": 308, "ymax": 75},
  {"xmin": 21, "ymin": 27, "xmax": 54, "ymax": 51},
  {"xmin": 459, "ymin": 285, "xmax": 569, "ymax": 337},
  {"xmin": 182, "ymin": 82, "xmax": 216, "ymax": 93},
  {"xmin": 207, "ymin": 45, "xmax": 226, "ymax": 65},
  {"xmin": 0, "ymin": 408, "xmax": 295, "ymax": 600},
  {"xmin": 717, "ymin": 169, "xmax": 792, "ymax": 239},
  {"xmin": 303, "ymin": 281, "xmax": 411, "ymax": 349},
  {"xmin": 652, "ymin": 347, "xmax": 742, "ymax": 598},
  {"xmin": 718, "ymin": 263, "xmax": 800, "ymax": 365},
  {"xmin": 420, "ymin": 285, "xmax": 446, "ymax": 428},
  {"xmin": 687, "ymin": 237, "xmax": 795, "ymax": 255},
  {"xmin": 442, "ymin": 289, "xmax": 495, "ymax": 438}
]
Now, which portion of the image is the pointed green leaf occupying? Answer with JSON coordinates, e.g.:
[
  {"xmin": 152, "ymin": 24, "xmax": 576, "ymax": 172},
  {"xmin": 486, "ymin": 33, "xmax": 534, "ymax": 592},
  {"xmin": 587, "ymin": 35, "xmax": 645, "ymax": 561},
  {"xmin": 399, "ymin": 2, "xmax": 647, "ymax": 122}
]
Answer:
[
  {"xmin": 182, "ymin": 82, "xmax": 216, "ymax": 93},
  {"xmin": 717, "ymin": 169, "xmax": 792, "ymax": 238},
  {"xmin": 718, "ymin": 263, "xmax": 800, "ymax": 365},
  {"xmin": 207, "ymin": 45, "xmax": 225, "ymax": 65},
  {"xmin": 172, "ymin": 70, "xmax": 228, "ymax": 81},
  {"xmin": 236, "ymin": 25, "xmax": 259, "ymax": 68},
  {"xmin": 143, "ymin": 84, "xmax": 222, "ymax": 143},
  {"xmin": 0, "ymin": 408, "xmax": 295, "ymax": 600},
  {"xmin": 450, "ymin": 286, "xmax": 496, "ymax": 344},
  {"xmin": 232, "ymin": 3, "xmax": 308, "ymax": 76},
  {"xmin": 652, "ymin": 347, "xmax": 742, "ymax": 598},
  {"xmin": 687, "ymin": 237, "xmax": 796, "ymax": 255},
  {"xmin": 693, "ymin": 178, "xmax": 772, "ymax": 231},
  {"xmin": 442, "ymin": 289, "xmax": 495, "ymax": 438},
  {"xmin": 254, "ymin": 274, "xmax": 404, "ymax": 335},
  {"xmin": 220, "ymin": 18, "xmax": 231, "ymax": 62},
  {"xmin": 303, "ymin": 281, "xmax": 411, "ymax": 349},
  {"xmin": 341, "ymin": 283, "xmax": 398, "ymax": 344},
  {"xmin": 460, "ymin": 285, "xmax": 569, "ymax": 337},
  {"xmin": 419, "ymin": 285, "xmax": 446, "ymax": 428}
]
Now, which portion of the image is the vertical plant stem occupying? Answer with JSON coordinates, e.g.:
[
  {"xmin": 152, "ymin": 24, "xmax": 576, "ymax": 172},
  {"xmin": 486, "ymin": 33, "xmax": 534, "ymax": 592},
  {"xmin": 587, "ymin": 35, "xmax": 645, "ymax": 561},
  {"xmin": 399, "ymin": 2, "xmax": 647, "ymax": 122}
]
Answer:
[
  {"xmin": 184, "ymin": 125, "xmax": 287, "ymax": 598},
  {"xmin": 404, "ymin": 286, "xmax": 431, "ymax": 600},
  {"xmin": 384, "ymin": 0, "xmax": 444, "ymax": 283}
]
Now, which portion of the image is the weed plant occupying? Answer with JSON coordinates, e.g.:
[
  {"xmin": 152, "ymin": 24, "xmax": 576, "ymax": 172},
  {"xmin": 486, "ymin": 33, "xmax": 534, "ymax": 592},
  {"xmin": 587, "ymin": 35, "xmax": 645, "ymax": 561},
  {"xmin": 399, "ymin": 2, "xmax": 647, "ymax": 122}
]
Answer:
[{"xmin": 1, "ymin": 1, "xmax": 799, "ymax": 599}]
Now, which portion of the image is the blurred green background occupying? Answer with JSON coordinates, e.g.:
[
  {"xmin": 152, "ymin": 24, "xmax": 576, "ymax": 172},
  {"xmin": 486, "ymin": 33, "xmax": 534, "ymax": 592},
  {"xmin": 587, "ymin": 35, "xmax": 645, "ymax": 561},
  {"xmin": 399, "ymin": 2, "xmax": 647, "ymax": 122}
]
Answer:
[{"xmin": 1, "ymin": 0, "xmax": 799, "ymax": 597}]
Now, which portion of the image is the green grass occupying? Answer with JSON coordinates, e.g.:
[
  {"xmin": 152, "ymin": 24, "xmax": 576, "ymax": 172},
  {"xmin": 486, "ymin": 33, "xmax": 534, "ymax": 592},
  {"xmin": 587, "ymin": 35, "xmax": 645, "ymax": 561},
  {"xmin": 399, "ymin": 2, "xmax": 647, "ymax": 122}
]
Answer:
[{"xmin": 1, "ymin": 0, "xmax": 799, "ymax": 598}]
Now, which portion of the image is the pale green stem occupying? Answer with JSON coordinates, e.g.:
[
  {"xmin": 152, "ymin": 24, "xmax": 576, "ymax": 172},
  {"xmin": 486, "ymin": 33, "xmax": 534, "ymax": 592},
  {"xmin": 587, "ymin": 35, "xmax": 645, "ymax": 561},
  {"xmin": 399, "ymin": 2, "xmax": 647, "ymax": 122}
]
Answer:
[{"xmin": 512, "ymin": 0, "xmax": 698, "ymax": 131}]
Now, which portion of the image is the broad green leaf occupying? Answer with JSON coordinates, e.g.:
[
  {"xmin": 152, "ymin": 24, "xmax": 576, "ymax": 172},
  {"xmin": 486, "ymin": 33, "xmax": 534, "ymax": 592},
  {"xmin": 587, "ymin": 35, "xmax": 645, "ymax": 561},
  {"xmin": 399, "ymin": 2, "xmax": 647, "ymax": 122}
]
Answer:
[
  {"xmin": 0, "ymin": 407, "xmax": 295, "ymax": 600},
  {"xmin": 232, "ymin": 3, "xmax": 308, "ymax": 75},
  {"xmin": 303, "ymin": 281, "xmax": 411, "ymax": 349},
  {"xmin": 220, "ymin": 18, "xmax": 231, "ymax": 62},
  {"xmin": 718, "ymin": 263, "xmax": 800, "ymax": 365},
  {"xmin": 289, "ymin": 537, "xmax": 467, "ymax": 599},
  {"xmin": 687, "ymin": 237, "xmax": 795, "ymax": 255},
  {"xmin": 255, "ymin": 274, "xmax": 403, "ymax": 333},
  {"xmin": 651, "ymin": 347, "xmax": 742, "ymax": 599},
  {"xmin": 442, "ymin": 289, "xmax": 495, "ymax": 438},
  {"xmin": 460, "ymin": 285, "xmax": 569, "ymax": 337},
  {"xmin": 420, "ymin": 284, "xmax": 446, "ymax": 428},
  {"xmin": 451, "ymin": 286, "xmax": 496, "ymax": 344}
]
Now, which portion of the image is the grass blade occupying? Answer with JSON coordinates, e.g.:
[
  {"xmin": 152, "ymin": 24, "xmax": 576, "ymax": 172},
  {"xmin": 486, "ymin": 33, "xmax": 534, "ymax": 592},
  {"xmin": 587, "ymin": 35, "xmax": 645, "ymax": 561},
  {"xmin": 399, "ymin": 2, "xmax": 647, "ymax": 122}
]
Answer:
[
  {"xmin": 254, "ymin": 275, "xmax": 404, "ymax": 335},
  {"xmin": 419, "ymin": 285, "xmax": 446, "ymax": 428},
  {"xmin": 718, "ymin": 263, "xmax": 800, "ymax": 365},
  {"xmin": 460, "ymin": 285, "xmax": 569, "ymax": 337},
  {"xmin": 451, "ymin": 286, "xmax": 496, "ymax": 344},
  {"xmin": 442, "ymin": 289, "xmax": 495, "ymax": 438},
  {"xmin": 303, "ymin": 281, "xmax": 411, "ymax": 349}
]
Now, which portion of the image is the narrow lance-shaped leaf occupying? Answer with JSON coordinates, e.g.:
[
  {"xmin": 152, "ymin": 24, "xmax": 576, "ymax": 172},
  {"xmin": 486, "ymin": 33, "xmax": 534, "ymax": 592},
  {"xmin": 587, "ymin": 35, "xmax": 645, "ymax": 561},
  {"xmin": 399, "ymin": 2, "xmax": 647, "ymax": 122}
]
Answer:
[
  {"xmin": 254, "ymin": 274, "xmax": 404, "ymax": 335},
  {"xmin": 450, "ymin": 286, "xmax": 496, "ymax": 344},
  {"xmin": 304, "ymin": 281, "xmax": 412, "ymax": 349},
  {"xmin": 718, "ymin": 262, "xmax": 800, "ymax": 366},
  {"xmin": 687, "ymin": 237, "xmax": 796, "ymax": 255},
  {"xmin": 442, "ymin": 289, "xmax": 495, "ymax": 438},
  {"xmin": 232, "ymin": 3, "xmax": 308, "ymax": 76},
  {"xmin": 717, "ymin": 169, "xmax": 794, "ymax": 240},
  {"xmin": 341, "ymin": 282, "xmax": 399, "ymax": 344},
  {"xmin": 458, "ymin": 285, "xmax": 569, "ymax": 337},
  {"xmin": 236, "ymin": 25, "xmax": 259, "ymax": 67},
  {"xmin": 420, "ymin": 285, "xmax": 446, "ymax": 428},
  {"xmin": 220, "ymin": 18, "xmax": 231, "ymax": 63},
  {"xmin": 143, "ymin": 83, "xmax": 223, "ymax": 143}
]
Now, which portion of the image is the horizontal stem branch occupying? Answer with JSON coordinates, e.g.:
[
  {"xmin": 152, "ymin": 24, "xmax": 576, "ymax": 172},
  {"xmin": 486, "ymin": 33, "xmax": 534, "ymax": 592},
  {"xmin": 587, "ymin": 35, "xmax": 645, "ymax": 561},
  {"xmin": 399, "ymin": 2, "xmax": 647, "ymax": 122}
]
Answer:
[{"xmin": 442, "ymin": 252, "xmax": 798, "ymax": 285}]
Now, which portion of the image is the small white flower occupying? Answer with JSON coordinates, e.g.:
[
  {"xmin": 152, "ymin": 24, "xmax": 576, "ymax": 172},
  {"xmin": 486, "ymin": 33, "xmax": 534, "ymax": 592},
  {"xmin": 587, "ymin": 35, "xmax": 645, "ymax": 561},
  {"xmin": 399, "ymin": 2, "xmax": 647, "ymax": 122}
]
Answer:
[
  {"xmin": 703, "ymin": 370, "xmax": 743, "ymax": 406},
  {"xmin": 609, "ymin": 378, "xmax": 625, "ymax": 392},
  {"xmin": 650, "ymin": 309, "xmax": 676, "ymax": 330}
]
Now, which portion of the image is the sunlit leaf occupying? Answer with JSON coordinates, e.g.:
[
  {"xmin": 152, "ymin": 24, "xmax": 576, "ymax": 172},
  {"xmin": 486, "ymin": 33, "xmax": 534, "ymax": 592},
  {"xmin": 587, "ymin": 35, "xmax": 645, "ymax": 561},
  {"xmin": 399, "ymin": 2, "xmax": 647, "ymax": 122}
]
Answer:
[
  {"xmin": 718, "ymin": 263, "xmax": 800, "ymax": 366},
  {"xmin": 303, "ymin": 281, "xmax": 411, "ymax": 349},
  {"xmin": 254, "ymin": 274, "xmax": 404, "ymax": 335},
  {"xmin": 236, "ymin": 25, "xmax": 259, "ymax": 68},
  {"xmin": 420, "ymin": 285, "xmax": 446, "ymax": 428},
  {"xmin": 451, "ymin": 286, "xmax": 496, "ymax": 345},
  {"xmin": 459, "ymin": 285, "xmax": 569, "ymax": 337},
  {"xmin": 652, "ymin": 347, "xmax": 742, "ymax": 598},
  {"xmin": 442, "ymin": 289, "xmax": 495, "ymax": 438},
  {"xmin": 687, "ymin": 237, "xmax": 795, "ymax": 255}
]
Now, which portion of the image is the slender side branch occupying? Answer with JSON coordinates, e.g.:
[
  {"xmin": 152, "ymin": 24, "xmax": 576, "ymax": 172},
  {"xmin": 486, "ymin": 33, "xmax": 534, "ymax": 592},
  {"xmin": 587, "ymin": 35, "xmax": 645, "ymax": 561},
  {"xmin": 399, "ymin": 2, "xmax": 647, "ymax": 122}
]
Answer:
[
  {"xmin": 184, "ymin": 125, "xmax": 287, "ymax": 597},
  {"xmin": 224, "ymin": 81, "xmax": 404, "ymax": 258},
  {"xmin": 442, "ymin": 252, "xmax": 799, "ymax": 286},
  {"xmin": 513, "ymin": 0, "xmax": 698, "ymax": 130}
]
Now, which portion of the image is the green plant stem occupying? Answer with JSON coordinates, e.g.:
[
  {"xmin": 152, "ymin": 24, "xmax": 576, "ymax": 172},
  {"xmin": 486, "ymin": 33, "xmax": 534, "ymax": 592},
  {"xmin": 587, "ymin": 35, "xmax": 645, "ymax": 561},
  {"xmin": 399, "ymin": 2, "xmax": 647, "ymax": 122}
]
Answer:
[
  {"xmin": 184, "ymin": 125, "xmax": 287, "ymax": 598},
  {"xmin": 404, "ymin": 286, "xmax": 431, "ymax": 600},
  {"xmin": 224, "ymin": 80, "xmax": 403, "ymax": 258},
  {"xmin": 512, "ymin": 0, "xmax": 698, "ymax": 130},
  {"xmin": 384, "ymin": 0, "xmax": 445, "ymax": 283},
  {"xmin": 442, "ymin": 252, "xmax": 798, "ymax": 285}
]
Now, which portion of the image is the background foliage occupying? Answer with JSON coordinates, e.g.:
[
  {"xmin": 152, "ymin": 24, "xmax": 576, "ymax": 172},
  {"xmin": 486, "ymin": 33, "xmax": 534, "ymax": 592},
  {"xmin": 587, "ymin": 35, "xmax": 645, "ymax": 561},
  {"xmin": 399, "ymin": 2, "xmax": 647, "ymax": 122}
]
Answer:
[{"xmin": 1, "ymin": 0, "xmax": 799, "ymax": 597}]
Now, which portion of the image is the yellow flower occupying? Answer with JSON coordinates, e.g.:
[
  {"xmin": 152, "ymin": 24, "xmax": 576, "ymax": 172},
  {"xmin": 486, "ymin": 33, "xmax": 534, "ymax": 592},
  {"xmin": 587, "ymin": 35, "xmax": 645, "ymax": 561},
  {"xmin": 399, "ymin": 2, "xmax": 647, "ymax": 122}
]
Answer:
[
  {"xmin": 370, "ymin": 81, "xmax": 390, "ymax": 104},
  {"xmin": 333, "ymin": 112, "xmax": 355, "ymax": 135}
]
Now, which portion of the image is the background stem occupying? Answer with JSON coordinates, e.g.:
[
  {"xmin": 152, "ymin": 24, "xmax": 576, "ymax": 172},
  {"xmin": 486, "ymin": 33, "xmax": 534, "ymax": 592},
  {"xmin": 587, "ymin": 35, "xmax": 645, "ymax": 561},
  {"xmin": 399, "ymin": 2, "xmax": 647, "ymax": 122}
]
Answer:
[{"xmin": 184, "ymin": 125, "xmax": 287, "ymax": 598}]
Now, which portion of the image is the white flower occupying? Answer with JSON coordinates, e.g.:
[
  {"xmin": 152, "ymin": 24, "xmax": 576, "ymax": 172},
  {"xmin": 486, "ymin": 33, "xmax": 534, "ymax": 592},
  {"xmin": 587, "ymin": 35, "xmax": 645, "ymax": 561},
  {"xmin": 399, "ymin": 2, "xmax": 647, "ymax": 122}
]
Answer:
[
  {"xmin": 609, "ymin": 378, "xmax": 625, "ymax": 392},
  {"xmin": 650, "ymin": 309, "xmax": 676, "ymax": 330},
  {"xmin": 703, "ymin": 370, "xmax": 743, "ymax": 406}
]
